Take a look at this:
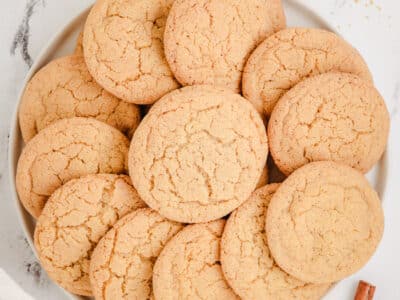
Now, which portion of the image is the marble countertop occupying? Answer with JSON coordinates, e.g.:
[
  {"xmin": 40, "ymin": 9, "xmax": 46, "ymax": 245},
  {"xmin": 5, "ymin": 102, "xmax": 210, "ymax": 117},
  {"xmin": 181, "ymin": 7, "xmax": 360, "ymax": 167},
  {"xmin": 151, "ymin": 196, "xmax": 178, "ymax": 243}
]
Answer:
[{"xmin": 0, "ymin": 0, "xmax": 399, "ymax": 299}]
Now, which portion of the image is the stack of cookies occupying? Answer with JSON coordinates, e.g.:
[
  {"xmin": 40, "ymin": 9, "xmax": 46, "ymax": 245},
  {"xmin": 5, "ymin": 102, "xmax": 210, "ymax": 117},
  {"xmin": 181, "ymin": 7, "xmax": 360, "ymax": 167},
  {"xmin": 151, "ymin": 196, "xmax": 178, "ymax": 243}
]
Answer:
[{"xmin": 16, "ymin": 0, "xmax": 389, "ymax": 299}]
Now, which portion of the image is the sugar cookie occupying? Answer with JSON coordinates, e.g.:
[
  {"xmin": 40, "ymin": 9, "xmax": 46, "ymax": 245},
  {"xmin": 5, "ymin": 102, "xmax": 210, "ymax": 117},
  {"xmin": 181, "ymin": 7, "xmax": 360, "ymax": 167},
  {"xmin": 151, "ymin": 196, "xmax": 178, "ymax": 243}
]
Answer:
[
  {"xmin": 164, "ymin": 0, "xmax": 285, "ymax": 92},
  {"xmin": 266, "ymin": 162, "xmax": 384, "ymax": 283},
  {"xmin": 34, "ymin": 174, "xmax": 145, "ymax": 296},
  {"xmin": 153, "ymin": 219, "xmax": 239, "ymax": 300},
  {"xmin": 83, "ymin": 0, "xmax": 179, "ymax": 104},
  {"xmin": 268, "ymin": 72, "xmax": 389, "ymax": 175},
  {"xmin": 243, "ymin": 28, "xmax": 373, "ymax": 114},
  {"xmin": 16, "ymin": 117, "xmax": 129, "ymax": 218},
  {"xmin": 19, "ymin": 55, "xmax": 140, "ymax": 142},
  {"xmin": 129, "ymin": 85, "xmax": 268, "ymax": 223},
  {"xmin": 89, "ymin": 208, "xmax": 183, "ymax": 300},
  {"xmin": 221, "ymin": 184, "xmax": 330, "ymax": 299}
]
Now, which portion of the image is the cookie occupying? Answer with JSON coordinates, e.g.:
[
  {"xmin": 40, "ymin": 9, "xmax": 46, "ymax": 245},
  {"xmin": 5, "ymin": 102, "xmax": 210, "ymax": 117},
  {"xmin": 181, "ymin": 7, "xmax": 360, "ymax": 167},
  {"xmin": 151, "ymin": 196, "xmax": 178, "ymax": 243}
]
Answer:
[
  {"xmin": 89, "ymin": 208, "xmax": 183, "ymax": 300},
  {"xmin": 268, "ymin": 72, "xmax": 389, "ymax": 175},
  {"xmin": 74, "ymin": 31, "xmax": 84, "ymax": 56},
  {"xmin": 266, "ymin": 161, "xmax": 384, "ymax": 284},
  {"xmin": 129, "ymin": 85, "xmax": 268, "ymax": 223},
  {"xmin": 153, "ymin": 219, "xmax": 239, "ymax": 300},
  {"xmin": 243, "ymin": 28, "xmax": 373, "ymax": 114},
  {"xmin": 164, "ymin": 0, "xmax": 285, "ymax": 92},
  {"xmin": 221, "ymin": 184, "xmax": 330, "ymax": 299},
  {"xmin": 83, "ymin": 0, "xmax": 179, "ymax": 104},
  {"xmin": 19, "ymin": 55, "xmax": 141, "ymax": 142},
  {"xmin": 34, "ymin": 174, "xmax": 145, "ymax": 296},
  {"xmin": 16, "ymin": 117, "xmax": 129, "ymax": 218}
]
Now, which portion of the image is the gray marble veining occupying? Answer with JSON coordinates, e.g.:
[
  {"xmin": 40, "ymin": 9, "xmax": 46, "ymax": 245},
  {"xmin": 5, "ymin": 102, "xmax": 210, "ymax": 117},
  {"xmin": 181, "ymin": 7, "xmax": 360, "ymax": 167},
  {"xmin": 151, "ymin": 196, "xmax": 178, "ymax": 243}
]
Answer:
[{"xmin": 11, "ymin": 0, "xmax": 44, "ymax": 67}]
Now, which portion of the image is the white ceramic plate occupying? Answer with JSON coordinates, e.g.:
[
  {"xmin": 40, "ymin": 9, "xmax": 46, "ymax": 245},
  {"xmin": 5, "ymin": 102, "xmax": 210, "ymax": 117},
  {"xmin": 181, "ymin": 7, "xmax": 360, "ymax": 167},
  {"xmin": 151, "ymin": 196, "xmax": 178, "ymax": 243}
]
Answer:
[{"xmin": 8, "ymin": 1, "xmax": 388, "ymax": 299}]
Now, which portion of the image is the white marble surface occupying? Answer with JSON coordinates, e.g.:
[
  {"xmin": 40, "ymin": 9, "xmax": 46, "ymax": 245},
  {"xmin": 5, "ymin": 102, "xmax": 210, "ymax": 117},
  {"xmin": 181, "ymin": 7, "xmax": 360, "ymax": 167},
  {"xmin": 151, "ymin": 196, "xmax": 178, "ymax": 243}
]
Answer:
[{"xmin": 0, "ymin": 0, "xmax": 399, "ymax": 299}]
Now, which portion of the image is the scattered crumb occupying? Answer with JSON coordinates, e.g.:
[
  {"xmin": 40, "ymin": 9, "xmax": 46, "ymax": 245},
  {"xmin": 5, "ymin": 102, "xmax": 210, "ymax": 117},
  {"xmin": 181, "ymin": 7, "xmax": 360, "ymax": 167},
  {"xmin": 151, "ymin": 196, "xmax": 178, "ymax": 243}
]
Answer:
[{"xmin": 352, "ymin": 0, "xmax": 382, "ymax": 11}]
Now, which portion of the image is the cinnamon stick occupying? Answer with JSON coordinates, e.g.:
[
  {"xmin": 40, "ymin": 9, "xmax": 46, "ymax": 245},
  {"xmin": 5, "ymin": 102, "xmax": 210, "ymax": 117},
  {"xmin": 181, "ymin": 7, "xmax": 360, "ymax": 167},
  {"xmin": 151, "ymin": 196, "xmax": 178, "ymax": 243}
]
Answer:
[{"xmin": 354, "ymin": 280, "xmax": 376, "ymax": 300}]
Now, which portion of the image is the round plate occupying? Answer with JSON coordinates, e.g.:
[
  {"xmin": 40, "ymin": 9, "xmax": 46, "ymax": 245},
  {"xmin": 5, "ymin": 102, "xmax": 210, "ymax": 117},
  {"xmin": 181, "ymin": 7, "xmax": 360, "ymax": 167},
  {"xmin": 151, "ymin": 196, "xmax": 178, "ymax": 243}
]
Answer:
[{"xmin": 8, "ymin": 1, "xmax": 388, "ymax": 299}]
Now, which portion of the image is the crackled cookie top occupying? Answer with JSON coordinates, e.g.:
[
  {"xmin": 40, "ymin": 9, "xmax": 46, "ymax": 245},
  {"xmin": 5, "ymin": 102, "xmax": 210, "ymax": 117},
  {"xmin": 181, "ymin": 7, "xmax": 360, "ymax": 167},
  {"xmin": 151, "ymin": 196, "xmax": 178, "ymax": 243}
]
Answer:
[
  {"xmin": 129, "ymin": 85, "xmax": 268, "ymax": 223},
  {"xmin": 266, "ymin": 162, "xmax": 384, "ymax": 284},
  {"xmin": 83, "ymin": 0, "xmax": 179, "ymax": 104},
  {"xmin": 19, "ymin": 55, "xmax": 141, "ymax": 142},
  {"xmin": 153, "ymin": 219, "xmax": 239, "ymax": 300},
  {"xmin": 16, "ymin": 117, "xmax": 129, "ymax": 218},
  {"xmin": 89, "ymin": 208, "xmax": 183, "ymax": 300},
  {"xmin": 243, "ymin": 28, "xmax": 373, "ymax": 114},
  {"xmin": 268, "ymin": 73, "xmax": 389, "ymax": 175},
  {"xmin": 221, "ymin": 184, "xmax": 330, "ymax": 300},
  {"xmin": 164, "ymin": 0, "xmax": 285, "ymax": 92},
  {"xmin": 34, "ymin": 174, "xmax": 145, "ymax": 296}
]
